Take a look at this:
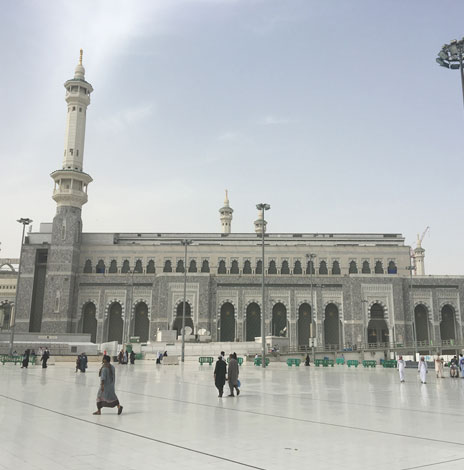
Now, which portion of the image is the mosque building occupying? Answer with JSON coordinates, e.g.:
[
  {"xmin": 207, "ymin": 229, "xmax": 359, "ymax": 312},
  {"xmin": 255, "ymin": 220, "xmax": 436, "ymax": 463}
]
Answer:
[{"xmin": 5, "ymin": 52, "xmax": 464, "ymax": 353}]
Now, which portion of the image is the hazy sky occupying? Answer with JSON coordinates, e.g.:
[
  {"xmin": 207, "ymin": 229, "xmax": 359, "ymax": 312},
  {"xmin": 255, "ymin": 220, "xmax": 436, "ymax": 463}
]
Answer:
[{"xmin": 1, "ymin": 0, "xmax": 463, "ymax": 274}]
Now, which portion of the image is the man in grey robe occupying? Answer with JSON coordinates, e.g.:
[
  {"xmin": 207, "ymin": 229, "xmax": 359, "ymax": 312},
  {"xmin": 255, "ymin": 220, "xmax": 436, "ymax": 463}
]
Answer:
[{"xmin": 227, "ymin": 354, "xmax": 240, "ymax": 397}]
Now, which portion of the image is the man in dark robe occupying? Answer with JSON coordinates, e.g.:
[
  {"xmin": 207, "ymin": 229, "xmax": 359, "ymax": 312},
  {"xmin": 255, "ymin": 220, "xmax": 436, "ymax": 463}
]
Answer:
[
  {"xmin": 21, "ymin": 349, "xmax": 30, "ymax": 368},
  {"xmin": 130, "ymin": 350, "xmax": 135, "ymax": 365},
  {"xmin": 41, "ymin": 348, "xmax": 50, "ymax": 368},
  {"xmin": 80, "ymin": 352, "xmax": 88, "ymax": 372},
  {"xmin": 214, "ymin": 356, "xmax": 227, "ymax": 397}
]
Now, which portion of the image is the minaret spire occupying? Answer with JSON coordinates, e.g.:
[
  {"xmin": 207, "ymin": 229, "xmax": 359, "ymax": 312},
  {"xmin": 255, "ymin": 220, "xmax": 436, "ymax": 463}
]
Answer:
[
  {"xmin": 51, "ymin": 50, "xmax": 93, "ymax": 208},
  {"xmin": 219, "ymin": 189, "xmax": 233, "ymax": 234}
]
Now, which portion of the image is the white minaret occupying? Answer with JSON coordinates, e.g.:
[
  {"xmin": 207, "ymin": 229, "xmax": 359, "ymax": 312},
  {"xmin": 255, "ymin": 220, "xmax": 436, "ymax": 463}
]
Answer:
[
  {"xmin": 51, "ymin": 49, "xmax": 93, "ymax": 208},
  {"xmin": 414, "ymin": 234, "xmax": 425, "ymax": 275},
  {"xmin": 219, "ymin": 190, "xmax": 233, "ymax": 234},
  {"xmin": 254, "ymin": 207, "xmax": 267, "ymax": 234}
]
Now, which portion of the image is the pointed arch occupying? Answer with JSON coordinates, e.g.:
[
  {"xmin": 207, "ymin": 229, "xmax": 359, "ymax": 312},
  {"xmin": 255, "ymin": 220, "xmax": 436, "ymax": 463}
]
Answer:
[
  {"xmin": 121, "ymin": 260, "xmax": 130, "ymax": 274},
  {"xmin": 293, "ymin": 260, "xmax": 302, "ymax": 275},
  {"xmin": 245, "ymin": 302, "xmax": 261, "ymax": 341},
  {"xmin": 176, "ymin": 259, "xmax": 185, "ymax": 273},
  {"xmin": 332, "ymin": 260, "xmax": 341, "ymax": 275},
  {"xmin": 217, "ymin": 259, "xmax": 227, "ymax": 274},
  {"xmin": 220, "ymin": 302, "xmax": 235, "ymax": 342},
  {"xmin": 374, "ymin": 261, "xmax": 384, "ymax": 274},
  {"xmin": 108, "ymin": 301, "xmax": 123, "ymax": 343},
  {"xmin": 243, "ymin": 260, "xmax": 252, "ymax": 274},
  {"xmin": 109, "ymin": 260, "xmax": 118, "ymax": 273},
  {"xmin": 96, "ymin": 259, "xmax": 105, "ymax": 274},
  {"xmin": 146, "ymin": 260, "xmax": 156, "ymax": 274},
  {"xmin": 201, "ymin": 259, "xmax": 210, "ymax": 273},
  {"xmin": 134, "ymin": 259, "xmax": 143, "ymax": 273},
  {"xmin": 349, "ymin": 260, "xmax": 358, "ymax": 274},
  {"xmin": 362, "ymin": 260, "xmax": 371, "ymax": 274},
  {"xmin": 272, "ymin": 302, "xmax": 287, "ymax": 337},
  {"xmin": 268, "ymin": 260, "xmax": 277, "ymax": 274},
  {"xmin": 188, "ymin": 259, "xmax": 197, "ymax": 273},
  {"xmin": 319, "ymin": 260, "xmax": 328, "ymax": 275},
  {"xmin": 134, "ymin": 301, "xmax": 149, "ymax": 342},
  {"xmin": 163, "ymin": 260, "xmax": 172, "ymax": 273},
  {"xmin": 83, "ymin": 259, "xmax": 92, "ymax": 273},
  {"xmin": 230, "ymin": 259, "xmax": 239, "ymax": 274},
  {"xmin": 281, "ymin": 260, "xmax": 290, "ymax": 275},
  {"xmin": 82, "ymin": 301, "xmax": 97, "ymax": 343}
]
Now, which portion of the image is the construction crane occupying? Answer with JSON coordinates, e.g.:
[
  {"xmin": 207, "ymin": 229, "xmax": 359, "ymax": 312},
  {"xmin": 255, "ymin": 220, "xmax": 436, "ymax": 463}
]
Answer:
[{"xmin": 417, "ymin": 226, "xmax": 430, "ymax": 247}]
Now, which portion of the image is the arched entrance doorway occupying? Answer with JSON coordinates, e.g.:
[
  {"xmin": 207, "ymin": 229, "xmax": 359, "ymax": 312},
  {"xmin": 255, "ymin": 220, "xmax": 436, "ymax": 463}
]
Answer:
[
  {"xmin": 0, "ymin": 303, "xmax": 12, "ymax": 330},
  {"xmin": 108, "ymin": 302, "xmax": 123, "ymax": 344},
  {"xmin": 272, "ymin": 303, "xmax": 287, "ymax": 336},
  {"xmin": 298, "ymin": 303, "xmax": 312, "ymax": 348},
  {"xmin": 414, "ymin": 304, "xmax": 429, "ymax": 345},
  {"xmin": 367, "ymin": 303, "xmax": 389, "ymax": 346},
  {"xmin": 134, "ymin": 302, "xmax": 149, "ymax": 343},
  {"xmin": 440, "ymin": 305, "xmax": 456, "ymax": 342},
  {"xmin": 220, "ymin": 302, "xmax": 235, "ymax": 342},
  {"xmin": 324, "ymin": 303, "xmax": 339, "ymax": 349},
  {"xmin": 245, "ymin": 303, "xmax": 261, "ymax": 341},
  {"xmin": 172, "ymin": 302, "xmax": 194, "ymax": 337},
  {"xmin": 82, "ymin": 302, "xmax": 97, "ymax": 343}
]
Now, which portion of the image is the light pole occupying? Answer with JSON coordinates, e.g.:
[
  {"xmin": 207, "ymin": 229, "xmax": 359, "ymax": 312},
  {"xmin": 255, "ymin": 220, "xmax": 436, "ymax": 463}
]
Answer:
[
  {"xmin": 306, "ymin": 253, "xmax": 316, "ymax": 358},
  {"xmin": 256, "ymin": 203, "xmax": 270, "ymax": 368},
  {"xmin": 181, "ymin": 239, "xmax": 193, "ymax": 363},
  {"xmin": 361, "ymin": 299, "xmax": 368, "ymax": 351},
  {"xmin": 436, "ymin": 38, "xmax": 464, "ymax": 108},
  {"xmin": 9, "ymin": 218, "xmax": 32, "ymax": 355},
  {"xmin": 406, "ymin": 265, "xmax": 418, "ymax": 360},
  {"xmin": 123, "ymin": 269, "xmax": 136, "ymax": 344}
]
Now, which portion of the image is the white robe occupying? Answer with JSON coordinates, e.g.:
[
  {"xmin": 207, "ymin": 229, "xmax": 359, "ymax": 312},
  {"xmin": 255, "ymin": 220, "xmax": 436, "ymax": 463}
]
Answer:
[
  {"xmin": 397, "ymin": 360, "xmax": 405, "ymax": 381},
  {"xmin": 418, "ymin": 360, "xmax": 427, "ymax": 383}
]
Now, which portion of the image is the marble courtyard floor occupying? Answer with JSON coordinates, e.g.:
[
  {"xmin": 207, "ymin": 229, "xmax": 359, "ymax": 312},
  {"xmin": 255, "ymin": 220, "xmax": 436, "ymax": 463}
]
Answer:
[{"xmin": 1, "ymin": 360, "xmax": 464, "ymax": 470}]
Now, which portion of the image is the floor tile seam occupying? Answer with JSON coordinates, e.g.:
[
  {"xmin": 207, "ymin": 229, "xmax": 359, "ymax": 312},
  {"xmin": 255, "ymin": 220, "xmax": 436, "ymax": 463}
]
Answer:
[
  {"xmin": 400, "ymin": 456, "xmax": 464, "ymax": 469},
  {"xmin": 19, "ymin": 371, "xmax": 464, "ymax": 420},
  {"xmin": 1, "ymin": 382, "xmax": 462, "ymax": 450},
  {"xmin": 0, "ymin": 393, "xmax": 268, "ymax": 470}
]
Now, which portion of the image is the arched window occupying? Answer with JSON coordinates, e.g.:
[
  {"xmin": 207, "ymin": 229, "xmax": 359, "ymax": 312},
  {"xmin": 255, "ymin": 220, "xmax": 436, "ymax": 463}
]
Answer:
[
  {"xmin": 324, "ymin": 303, "xmax": 340, "ymax": 349},
  {"xmin": 121, "ymin": 260, "xmax": 130, "ymax": 274},
  {"xmin": 255, "ymin": 260, "xmax": 262, "ymax": 274},
  {"xmin": 268, "ymin": 260, "xmax": 277, "ymax": 274},
  {"xmin": 374, "ymin": 261, "xmax": 384, "ymax": 274},
  {"xmin": 163, "ymin": 260, "xmax": 172, "ymax": 273},
  {"xmin": 414, "ymin": 304, "xmax": 429, "ymax": 343},
  {"xmin": 368, "ymin": 303, "xmax": 389, "ymax": 344},
  {"xmin": 293, "ymin": 260, "xmax": 302, "ymax": 275},
  {"xmin": 220, "ymin": 302, "xmax": 235, "ymax": 342},
  {"xmin": 96, "ymin": 260, "xmax": 105, "ymax": 274},
  {"xmin": 134, "ymin": 260, "xmax": 143, "ymax": 273},
  {"xmin": 387, "ymin": 261, "xmax": 397, "ymax": 274},
  {"xmin": 349, "ymin": 261, "xmax": 358, "ymax": 274},
  {"xmin": 176, "ymin": 260, "xmax": 185, "ymax": 273},
  {"xmin": 230, "ymin": 260, "xmax": 239, "ymax": 274},
  {"xmin": 107, "ymin": 302, "xmax": 123, "ymax": 343},
  {"xmin": 218, "ymin": 260, "xmax": 226, "ymax": 274},
  {"xmin": 246, "ymin": 302, "xmax": 261, "ymax": 341},
  {"xmin": 362, "ymin": 261, "xmax": 371, "ymax": 274},
  {"xmin": 306, "ymin": 260, "xmax": 315, "ymax": 275},
  {"xmin": 272, "ymin": 303, "xmax": 287, "ymax": 336},
  {"xmin": 243, "ymin": 260, "xmax": 252, "ymax": 274},
  {"xmin": 440, "ymin": 305, "xmax": 456, "ymax": 342},
  {"xmin": 319, "ymin": 261, "xmax": 328, "ymax": 275},
  {"xmin": 109, "ymin": 260, "xmax": 118, "ymax": 273},
  {"xmin": 281, "ymin": 260, "xmax": 290, "ymax": 275},
  {"xmin": 188, "ymin": 260, "xmax": 197, "ymax": 273},
  {"xmin": 83, "ymin": 259, "xmax": 92, "ymax": 273},
  {"xmin": 201, "ymin": 260, "xmax": 210, "ymax": 273},
  {"xmin": 332, "ymin": 261, "xmax": 341, "ymax": 275},
  {"xmin": 146, "ymin": 260, "xmax": 156, "ymax": 273}
]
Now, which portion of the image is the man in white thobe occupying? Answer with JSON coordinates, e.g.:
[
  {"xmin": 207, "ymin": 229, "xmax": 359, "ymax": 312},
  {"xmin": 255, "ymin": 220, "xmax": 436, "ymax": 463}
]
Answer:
[
  {"xmin": 397, "ymin": 355, "xmax": 406, "ymax": 382},
  {"xmin": 418, "ymin": 356, "xmax": 428, "ymax": 384}
]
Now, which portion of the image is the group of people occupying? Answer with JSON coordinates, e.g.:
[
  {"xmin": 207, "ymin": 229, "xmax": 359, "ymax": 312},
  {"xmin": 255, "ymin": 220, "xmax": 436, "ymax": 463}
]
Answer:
[
  {"xmin": 20, "ymin": 347, "xmax": 50, "ymax": 369},
  {"xmin": 117, "ymin": 349, "xmax": 136, "ymax": 365},
  {"xmin": 156, "ymin": 351, "xmax": 168, "ymax": 364},
  {"xmin": 397, "ymin": 354, "xmax": 464, "ymax": 383},
  {"xmin": 75, "ymin": 352, "xmax": 88, "ymax": 373},
  {"xmin": 213, "ymin": 351, "xmax": 240, "ymax": 397}
]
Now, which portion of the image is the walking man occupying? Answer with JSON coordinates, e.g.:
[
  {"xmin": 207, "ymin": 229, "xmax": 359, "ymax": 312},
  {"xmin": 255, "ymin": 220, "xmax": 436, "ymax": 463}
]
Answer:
[
  {"xmin": 227, "ymin": 353, "xmax": 240, "ymax": 397},
  {"xmin": 397, "ymin": 355, "xmax": 406, "ymax": 382},
  {"xmin": 435, "ymin": 354, "xmax": 444, "ymax": 378},
  {"xmin": 418, "ymin": 356, "xmax": 428, "ymax": 384},
  {"xmin": 214, "ymin": 356, "xmax": 227, "ymax": 397},
  {"xmin": 41, "ymin": 348, "xmax": 50, "ymax": 368}
]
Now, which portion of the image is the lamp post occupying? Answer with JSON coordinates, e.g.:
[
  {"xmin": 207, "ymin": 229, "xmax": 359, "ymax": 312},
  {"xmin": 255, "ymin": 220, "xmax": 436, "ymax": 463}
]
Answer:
[
  {"xmin": 9, "ymin": 218, "xmax": 33, "ymax": 356},
  {"xmin": 436, "ymin": 38, "xmax": 464, "ymax": 108},
  {"xmin": 123, "ymin": 269, "xmax": 136, "ymax": 344},
  {"xmin": 361, "ymin": 299, "xmax": 368, "ymax": 351},
  {"xmin": 181, "ymin": 239, "xmax": 193, "ymax": 363},
  {"xmin": 256, "ymin": 203, "xmax": 270, "ymax": 368},
  {"xmin": 306, "ymin": 253, "xmax": 316, "ymax": 357},
  {"xmin": 406, "ymin": 265, "xmax": 418, "ymax": 360}
]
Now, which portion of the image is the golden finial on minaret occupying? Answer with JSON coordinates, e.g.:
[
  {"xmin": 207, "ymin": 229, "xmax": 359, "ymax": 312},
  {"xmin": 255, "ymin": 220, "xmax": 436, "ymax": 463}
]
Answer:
[
  {"xmin": 225, "ymin": 189, "xmax": 229, "ymax": 203},
  {"xmin": 79, "ymin": 49, "xmax": 83, "ymax": 65}
]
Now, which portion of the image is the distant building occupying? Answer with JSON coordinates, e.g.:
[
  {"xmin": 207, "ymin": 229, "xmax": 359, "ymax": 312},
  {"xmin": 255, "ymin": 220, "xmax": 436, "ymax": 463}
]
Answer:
[{"xmin": 12, "ymin": 53, "xmax": 463, "ymax": 353}]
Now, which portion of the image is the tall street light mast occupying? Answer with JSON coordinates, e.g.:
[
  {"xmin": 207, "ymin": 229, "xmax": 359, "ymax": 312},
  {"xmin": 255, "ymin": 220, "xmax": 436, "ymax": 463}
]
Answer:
[{"xmin": 436, "ymin": 38, "xmax": 464, "ymax": 109}]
